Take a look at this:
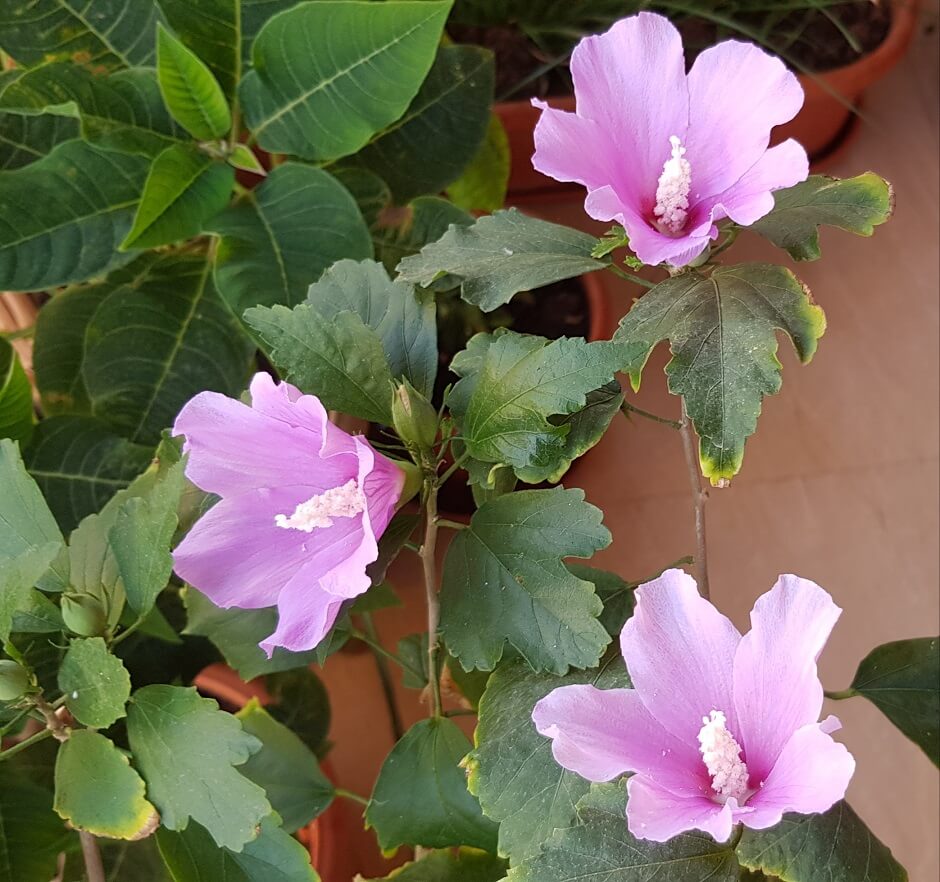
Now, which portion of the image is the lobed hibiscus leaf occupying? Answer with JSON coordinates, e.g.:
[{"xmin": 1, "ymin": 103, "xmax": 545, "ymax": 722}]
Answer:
[
  {"xmin": 359, "ymin": 848, "xmax": 508, "ymax": 881},
  {"xmin": 156, "ymin": 815, "xmax": 318, "ymax": 882},
  {"xmin": 846, "ymin": 637, "xmax": 939, "ymax": 767},
  {"xmin": 466, "ymin": 651, "xmax": 630, "ymax": 862},
  {"xmin": 439, "ymin": 486, "xmax": 610, "ymax": 673},
  {"xmin": 615, "ymin": 264, "xmax": 826, "ymax": 485},
  {"xmin": 53, "ymin": 729, "xmax": 158, "ymax": 841},
  {"xmin": 239, "ymin": 0, "xmax": 451, "ymax": 161},
  {"xmin": 210, "ymin": 164, "xmax": 372, "ymax": 315},
  {"xmin": 749, "ymin": 173, "xmax": 893, "ymax": 261},
  {"xmin": 448, "ymin": 329, "xmax": 626, "ymax": 481},
  {"xmin": 58, "ymin": 637, "xmax": 131, "ymax": 728},
  {"xmin": 0, "ymin": 140, "xmax": 149, "ymax": 292},
  {"xmin": 126, "ymin": 684, "xmax": 270, "ymax": 851},
  {"xmin": 0, "ymin": 0, "xmax": 161, "ymax": 69},
  {"xmin": 506, "ymin": 782, "xmax": 740, "ymax": 881},
  {"xmin": 736, "ymin": 800, "xmax": 907, "ymax": 882},
  {"xmin": 365, "ymin": 717, "xmax": 498, "ymax": 853},
  {"xmin": 345, "ymin": 44, "xmax": 494, "ymax": 204},
  {"xmin": 396, "ymin": 208, "xmax": 607, "ymax": 311}
]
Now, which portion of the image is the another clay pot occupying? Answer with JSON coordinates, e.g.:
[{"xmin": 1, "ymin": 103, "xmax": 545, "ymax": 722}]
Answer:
[
  {"xmin": 193, "ymin": 663, "xmax": 344, "ymax": 880},
  {"xmin": 496, "ymin": 0, "xmax": 919, "ymax": 204}
]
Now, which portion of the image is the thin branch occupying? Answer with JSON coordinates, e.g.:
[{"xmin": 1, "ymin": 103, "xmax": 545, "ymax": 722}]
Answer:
[
  {"xmin": 605, "ymin": 264, "xmax": 656, "ymax": 288},
  {"xmin": 437, "ymin": 451, "xmax": 469, "ymax": 487},
  {"xmin": 436, "ymin": 518, "xmax": 467, "ymax": 531},
  {"xmin": 620, "ymin": 399, "xmax": 682, "ymax": 430},
  {"xmin": 0, "ymin": 726, "xmax": 53, "ymax": 762},
  {"xmin": 335, "ymin": 787, "xmax": 369, "ymax": 807},
  {"xmin": 420, "ymin": 480, "xmax": 443, "ymax": 718},
  {"xmin": 360, "ymin": 613, "xmax": 404, "ymax": 743},
  {"xmin": 79, "ymin": 832, "xmax": 105, "ymax": 882},
  {"xmin": 678, "ymin": 400, "xmax": 710, "ymax": 600},
  {"xmin": 824, "ymin": 688, "xmax": 857, "ymax": 701}
]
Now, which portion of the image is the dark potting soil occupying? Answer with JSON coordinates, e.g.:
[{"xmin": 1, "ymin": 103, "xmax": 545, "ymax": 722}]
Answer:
[{"xmin": 455, "ymin": 2, "xmax": 893, "ymax": 101}]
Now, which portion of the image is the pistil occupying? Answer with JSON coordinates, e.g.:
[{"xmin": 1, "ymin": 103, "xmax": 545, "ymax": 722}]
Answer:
[
  {"xmin": 275, "ymin": 479, "xmax": 365, "ymax": 532},
  {"xmin": 653, "ymin": 135, "xmax": 692, "ymax": 234}
]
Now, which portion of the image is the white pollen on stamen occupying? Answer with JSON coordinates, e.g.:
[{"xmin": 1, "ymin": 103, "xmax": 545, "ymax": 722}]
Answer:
[
  {"xmin": 653, "ymin": 135, "xmax": 692, "ymax": 234},
  {"xmin": 274, "ymin": 479, "xmax": 365, "ymax": 533},
  {"xmin": 697, "ymin": 709, "xmax": 750, "ymax": 802}
]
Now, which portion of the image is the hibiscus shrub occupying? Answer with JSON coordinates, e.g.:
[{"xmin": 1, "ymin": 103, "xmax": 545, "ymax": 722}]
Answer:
[{"xmin": 0, "ymin": 6, "xmax": 936, "ymax": 882}]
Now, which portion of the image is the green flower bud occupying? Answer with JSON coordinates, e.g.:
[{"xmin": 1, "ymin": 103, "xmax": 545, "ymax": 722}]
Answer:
[
  {"xmin": 0, "ymin": 660, "xmax": 31, "ymax": 701},
  {"xmin": 61, "ymin": 592, "xmax": 109, "ymax": 638},
  {"xmin": 391, "ymin": 380, "xmax": 438, "ymax": 454}
]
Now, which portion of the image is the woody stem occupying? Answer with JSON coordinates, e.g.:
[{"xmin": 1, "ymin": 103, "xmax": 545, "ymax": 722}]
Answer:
[
  {"xmin": 420, "ymin": 478, "xmax": 443, "ymax": 717},
  {"xmin": 679, "ymin": 400, "xmax": 710, "ymax": 600}
]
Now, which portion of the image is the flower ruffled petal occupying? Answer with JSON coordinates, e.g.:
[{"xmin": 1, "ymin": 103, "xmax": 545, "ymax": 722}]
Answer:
[
  {"xmin": 173, "ymin": 385, "xmax": 355, "ymax": 497},
  {"xmin": 173, "ymin": 487, "xmax": 315, "ymax": 609},
  {"xmin": 532, "ymin": 684, "xmax": 707, "ymax": 795},
  {"xmin": 626, "ymin": 775, "xmax": 735, "ymax": 843},
  {"xmin": 742, "ymin": 716, "xmax": 855, "ymax": 829},
  {"xmin": 261, "ymin": 568, "xmax": 347, "ymax": 655},
  {"xmin": 733, "ymin": 575, "xmax": 842, "ymax": 781},
  {"xmin": 621, "ymin": 569, "xmax": 742, "ymax": 746},
  {"xmin": 570, "ymin": 13, "xmax": 689, "ymax": 203},
  {"xmin": 685, "ymin": 41, "xmax": 805, "ymax": 201}
]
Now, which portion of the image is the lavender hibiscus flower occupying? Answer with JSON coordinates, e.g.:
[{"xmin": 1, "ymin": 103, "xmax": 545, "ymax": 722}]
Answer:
[
  {"xmin": 531, "ymin": 12, "xmax": 809, "ymax": 267},
  {"xmin": 172, "ymin": 373, "xmax": 405, "ymax": 655},
  {"xmin": 533, "ymin": 570, "xmax": 855, "ymax": 842}
]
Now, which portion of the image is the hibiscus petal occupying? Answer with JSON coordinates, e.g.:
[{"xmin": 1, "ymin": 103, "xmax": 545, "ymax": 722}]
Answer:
[
  {"xmin": 570, "ymin": 12, "xmax": 689, "ymax": 204},
  {"xmin": 359, "ymin": 436, "xmax": 404, "ymax": 545},
  {"xmin": 261, "ymin": 570, "xmax": 346, "ymax": 655},
  {"xmin": 733, "ymin": 574, "xmax": 842, "ymax": 781},
  {"xmin": 627, "ymin": 774, "xmax": 734, "ymax": 843},
  {"xmin": 621, "ymin": 569, "xmax": 742, "ymax": 746},
  {"xmin": 709, "ymin": 139, "xmax": 809, "ymax": 227},
  {"xmin": 743, "ymin": 716, "xmax": 855, "ymax": 829},
  {"xmin": 532, "ymin": 684, "xmax": 708, "ymax": 795},
  {"xmin": 531, "ymin": 100, "xmax": 620, "ymax": 191},
  {"xmin": 173, "ymin": 487, "xmax": 315, "ymax": 609},
  {"xmin": 173, "ymin": 385, "xmax": 355, "ymax": 497},
  {"xmin": 685, "ymin": 41, "xmax": 804, "ymax": 201}
]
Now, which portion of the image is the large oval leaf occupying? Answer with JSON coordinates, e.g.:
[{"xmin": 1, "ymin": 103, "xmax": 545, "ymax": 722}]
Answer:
[
  {"xmin": 239, "ymin": 0, "xmax": 451, "ymax": 161},
  {"xmin": 0, "ymin": 337, "xmax": 34, "ymax": 444}
]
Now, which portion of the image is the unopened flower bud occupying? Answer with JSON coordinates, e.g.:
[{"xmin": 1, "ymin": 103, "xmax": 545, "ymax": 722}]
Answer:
[
  {"xmin": 0, "ymin": 660, "xmax": 31, "ymax": 701},
  {"xmin": 61, "ymin": 593, "xmax": 109, "ymax": 637},
  {"xmin": 391, "ymin": 380, "xmax": 438, "ymax": 454}
]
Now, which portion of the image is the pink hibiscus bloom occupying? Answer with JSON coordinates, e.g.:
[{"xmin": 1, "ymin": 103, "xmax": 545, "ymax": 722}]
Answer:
[
  {"xmin": 172, "ymin": 373, "xmax": 405, "ymax": 655},
  {"xmin": 531, "ymin": 12, "xmax": 809, "ymax": 267},
  {"xmin": 533, "ymin": 570, "xmax": 855, "ymax": 842}
]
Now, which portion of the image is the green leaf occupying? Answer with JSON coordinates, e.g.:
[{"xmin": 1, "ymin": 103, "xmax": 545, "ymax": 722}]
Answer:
[
  {"xmin": 54, "ymin": 729, "xmax": 158, "ymax": 840},
  {"xmin": 210, "ymin": 163, "xmax": 371, "ymax": 314},
  {"xmin": 466, "ymin": 652, "xmax": 629, "ymax": 862},
  {"xmin": 350, "ymin": 582, "xmax": 402, "ymax": 615},
  {"xmin": 183, "ymin": 587, "xmax": 322, "ymax": 680},
  {"xmin": 235, "ymin": 699, "xmax": 335, "ymax": 834},
  {"xmin": 264, "ymin": 668, "xmax": 332, "ymax": 757},
  {"xmin": 127, "ymin": 684, "xmax": 270, "ymax": 850},
  {"xmin": 32, "ymin": 283, "xmax": 112, "ymax": 416},
  {"xmin": 227, "ymin": 143, "xmax": 266, "ymax": 175},
  {"xmin": 121, "ymin": 144, "xmax": 234, "ymax": 249},
  {"xmin": 240, "ymin": 0, "xmax": 451, "ymax": 161},
  {"xmin": 448, "ymin": 330, "xmax": 625, "ymax": 480},
  {"xmin": 615, "ymin": 264, "xmax": 826, "ymax": 485},
  {"xmin": 848, "ymin": 636, "xmax": 939, "ymax": 766},
  {"xmin": 440, "ymin": 487, "xmax": 610, "ymax": 673},
  {"xmin": 566, "ymin": 563, "xmax": 636, "ymax": 637},
  {"xmin": 0, "ymin": 106, "xmax": 77, "ymax": 169},
  {"xmin": 332, "ymin": 166, "xmax": 393, "ymax": 229},
  {"xmin": 0, "ymin": 542, "xmax": 62, "ymax": 642},
  {"xmin": 0, "ymin": 64, "xmax": 184, "ymax": 158},
  {"xmin": 0, "ymin": 0, "xmax": 161, "ymax": 69},
  {"xmin": 373, "ymin": 195, "xmax": 474, "ymax": 276},
  {"xmin": 0, "ymin": 140, "xmax": 149, "ymax": 292},
  {"xmin": 11, "ymin": 588, "xmax": 64, "ymax": 633},
  {"xmin": 447, "ymin": 112, "xmax": 510, "ymax": 212},
  {"xmin": 397, "ymin": 209, "xmax": 606, "ymax": 311},
  {"xmin": 58, "ymin": 636, "xmax": 131, "ymax": 728},
  {"xmin": 348, "ymin": 45, "xmax": 494, "ymax": 204},
  {"xmin": 157, "ymin": 23, "xmax": 231, "ymax": 140},
  {"xmin": 0, "ymin": 437, "xmax": 64, "ymax": 560},
  {"xmin": 749, "ymin": 173, "xmax": 893, "ymax": 261},
  {"xmin": 0, "ymin": 765, "xmax": 73, "ymax": 882},
  {"xmin": 366, "ymin": 717, "xmax": 498, "ymax": 852},
  {"xmin": 156, "ymin": 816, "xmax": 319, "ymax": 882},
  {"xmin": 158, "ymin": 0, "xmax": 240, "ymax": 100},
  {"xmin": 82, "ymin": 250, "xmax": 254, "ymax": 446},
  {"xmin": 507, "ymin": 783, "xmax": 740, "ymax": 881},
  {"xmin": 23, "ymin": 417, "xmax": 153, "ymax": 533},
  {"xmin": 737, "ymin": 800, "xmax": 907, "ymax": 882},
  {"xmin": 304, "ymin": 258, "xmax": 437, "ymax": 399},
  {"xmin": 0, "ymin": 338, "xmax": 33, "ymax": 444},
  {"xmin": 361, "ymin": 848, "xmax": 507, "ymax": 881},
  {"xmin": 398, "ymin": 632, "xmax": 430, "ymax": 689},
  {"xmin": 240, "ymin": 0, "xmax": 297, "ymax": 67},
  {"xmin": 245, "ymin": 303, "xmax": 394, "ymax": 424}
]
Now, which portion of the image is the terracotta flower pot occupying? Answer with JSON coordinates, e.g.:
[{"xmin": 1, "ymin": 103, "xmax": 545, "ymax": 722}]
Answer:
[
  {"xmin": 193, "ymin": 663, "xmax": 345, "ymax": 880},
  {"xmin": 496, "ymin": 0, "xmax": 919, "ymax": 203}
]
